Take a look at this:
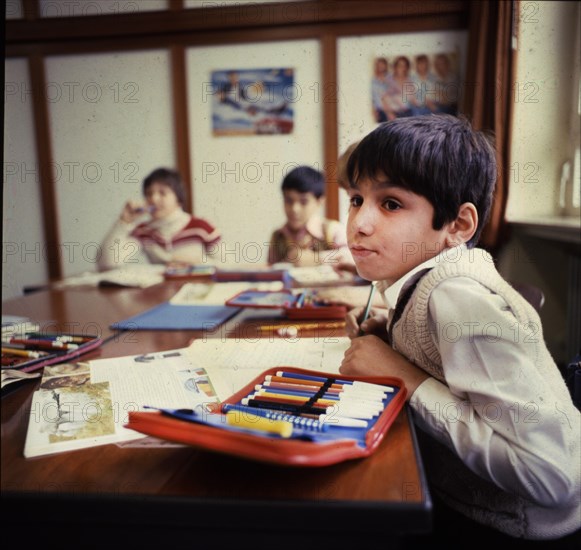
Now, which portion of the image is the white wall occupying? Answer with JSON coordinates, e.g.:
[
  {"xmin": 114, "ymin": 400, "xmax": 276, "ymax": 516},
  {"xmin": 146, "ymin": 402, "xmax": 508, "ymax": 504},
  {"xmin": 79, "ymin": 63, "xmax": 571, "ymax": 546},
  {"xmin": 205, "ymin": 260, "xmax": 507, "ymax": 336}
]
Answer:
[
  {"xmin": 186, "ymin": 40, "xmax": 323, "ymax": 266},
  {"xmin": 507, "ymin": 0, "xmax": 580, "ymax": 221},
  {"xmin": 3, "ymin": 58, "xmax": 49, "ymax": 300},
  {"xmin": 45, "ymin": 50, "xmax": 176, "ymax": 277}
]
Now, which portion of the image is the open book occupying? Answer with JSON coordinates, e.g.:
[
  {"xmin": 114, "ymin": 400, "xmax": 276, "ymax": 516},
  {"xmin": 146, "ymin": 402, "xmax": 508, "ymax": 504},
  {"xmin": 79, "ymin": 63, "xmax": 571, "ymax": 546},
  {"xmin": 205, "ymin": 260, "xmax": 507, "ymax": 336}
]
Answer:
[
  {"xmin": 23, "ymin": 336, "xmax": 351, "ymax": 458},
  {"xmin": 53, "ymin": 265, "xmax": 166, "ymax": 289}
]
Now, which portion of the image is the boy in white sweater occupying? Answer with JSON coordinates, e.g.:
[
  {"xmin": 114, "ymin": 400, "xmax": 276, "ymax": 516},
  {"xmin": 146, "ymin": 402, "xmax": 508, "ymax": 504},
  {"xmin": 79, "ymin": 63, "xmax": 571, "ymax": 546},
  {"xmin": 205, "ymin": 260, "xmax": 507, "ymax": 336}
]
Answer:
[
  {"xmin": 99, "ymin": 167, "xmax": 220, "ymax": 270},
  {"xmin": 340, "ymin": 115, "xmax": 580, "ymax": 543}
]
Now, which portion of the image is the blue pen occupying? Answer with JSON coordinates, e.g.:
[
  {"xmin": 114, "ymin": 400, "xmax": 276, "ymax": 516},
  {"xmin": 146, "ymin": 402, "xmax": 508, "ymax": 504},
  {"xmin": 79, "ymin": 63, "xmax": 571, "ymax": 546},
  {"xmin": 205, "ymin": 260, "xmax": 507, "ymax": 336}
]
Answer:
[
  {"xmin": 358, "ymin": 282, "xmax": 376, "ymax": 336},
  {"xmin": 295, "ymin": 292, "xmax": 306, "ymax": 308}
]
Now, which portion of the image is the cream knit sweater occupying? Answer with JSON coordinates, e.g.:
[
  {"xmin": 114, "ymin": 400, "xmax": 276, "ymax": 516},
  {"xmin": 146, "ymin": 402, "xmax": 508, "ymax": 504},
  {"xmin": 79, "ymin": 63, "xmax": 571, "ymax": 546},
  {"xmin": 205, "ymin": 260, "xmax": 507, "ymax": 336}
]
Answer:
[{"xmin": 391, "ymin": 248, "xmax": 581, "ymax": 539}]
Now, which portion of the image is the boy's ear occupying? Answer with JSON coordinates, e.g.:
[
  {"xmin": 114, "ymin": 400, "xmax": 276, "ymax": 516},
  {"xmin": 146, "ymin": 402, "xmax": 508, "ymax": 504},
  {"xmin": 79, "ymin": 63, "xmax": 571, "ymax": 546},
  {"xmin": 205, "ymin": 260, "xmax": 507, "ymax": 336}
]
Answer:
[{"xmin": 445, "ymin": 202, "xmax": 478, "ymax": 247}]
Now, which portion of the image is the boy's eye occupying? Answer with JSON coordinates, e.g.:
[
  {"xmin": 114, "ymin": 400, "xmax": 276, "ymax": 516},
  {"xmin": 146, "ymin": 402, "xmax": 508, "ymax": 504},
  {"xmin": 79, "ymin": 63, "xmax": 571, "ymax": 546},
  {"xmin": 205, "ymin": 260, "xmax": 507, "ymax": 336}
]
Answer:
[
  {"xmin": 383, "ymin": 199, "xmax": 401, "ymax": 211},
  {"xmin": 349, "ymin": 195, "xmax": 363, "ymax": 207}
]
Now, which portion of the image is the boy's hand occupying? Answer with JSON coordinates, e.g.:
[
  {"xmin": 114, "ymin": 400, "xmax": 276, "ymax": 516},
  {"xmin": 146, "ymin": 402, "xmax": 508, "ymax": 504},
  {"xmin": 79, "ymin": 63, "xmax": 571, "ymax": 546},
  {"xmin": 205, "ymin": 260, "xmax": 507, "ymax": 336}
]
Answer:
[
  {"xmin": 120, "ymin": 201, "xmax": 148, "ymax": 224},
  {"xmin": 345, "ymin": 306, "xmax": 388, "ymax": 339},
  {"xmin": 340, "ymin": 335, "xmax": 430, "ymax": 400}
]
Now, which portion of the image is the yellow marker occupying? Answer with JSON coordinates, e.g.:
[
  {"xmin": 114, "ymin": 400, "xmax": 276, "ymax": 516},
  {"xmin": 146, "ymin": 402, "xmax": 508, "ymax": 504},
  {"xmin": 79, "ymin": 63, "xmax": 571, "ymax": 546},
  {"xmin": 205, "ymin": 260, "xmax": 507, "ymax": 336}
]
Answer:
[{"xmin": 225, "ymin": 410, "xmax": 293, "ymax": 438}]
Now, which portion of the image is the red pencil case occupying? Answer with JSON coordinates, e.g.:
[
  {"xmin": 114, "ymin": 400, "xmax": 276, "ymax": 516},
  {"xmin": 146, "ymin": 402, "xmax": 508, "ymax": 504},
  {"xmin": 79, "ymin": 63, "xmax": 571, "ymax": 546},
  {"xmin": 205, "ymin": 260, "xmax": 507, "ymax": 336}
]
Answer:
[
  {"xmin": 2, "ymin": 333, "xmax": 104, "ymax": 373},
  {"xmin": 212, "ymin": 267, "xmax": 287, "ymax": 283},
  {"xmin": 163, "ymin": 264, "xmax": 216, "ymax": 280},
  {"xmin": 224, "ymin": 289, "xmax": 347, "ymax": 320},
  {"xmin": 125, "ymin": 366, "xmax": 407, "ymax": 467}
]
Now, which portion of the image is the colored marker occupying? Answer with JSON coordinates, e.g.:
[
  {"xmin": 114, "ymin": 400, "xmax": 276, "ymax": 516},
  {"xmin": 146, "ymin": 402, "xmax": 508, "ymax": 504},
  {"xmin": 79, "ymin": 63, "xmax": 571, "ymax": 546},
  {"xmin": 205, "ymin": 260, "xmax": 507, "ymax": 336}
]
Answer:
[
  {"xmin": 250, "ymin": 392, "xmax": 381, "ymax": 418},
  {"xmin": 222, "ymin": 403, "xmax": 331, "ymax": 432},
  {"xmin": 274, "ymin": 371, "xmax": 394, "ymax": 393},
  {"xmin": 265, "ymin": 376, "xmax": 390, "ymax": 400},
  {"xmin": 253, "ymin": 387, "xmax": 385, "ymax": 409},
  {"xmin": 134, "ymin": 205, "xmax": 155, "ymax": 214},
  {"xmin": 239, "ymin": 398, "xmax": 369, "ymax": 428},
  {"xmin": 24, "ymin": 333, "xmax": 93, "ymax": 343},
  {"xmin": 260, "ymin": 381, "xmax": 382, "ymax": 404},
  {"xmin": 243, "ymin": 395, "xmax": 376, "ymax": 420},
  {"xmin": 241, "ymin": 397, "xmax": 328, "ymax": 416}
]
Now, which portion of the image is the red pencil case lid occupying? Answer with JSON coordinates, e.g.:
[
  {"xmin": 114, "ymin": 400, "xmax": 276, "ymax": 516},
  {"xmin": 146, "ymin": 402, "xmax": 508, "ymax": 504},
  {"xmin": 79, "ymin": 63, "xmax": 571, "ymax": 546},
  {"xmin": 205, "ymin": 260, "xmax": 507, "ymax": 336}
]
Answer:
[
  {"xmin": 125, "ymin": 366, "xmax": 407, "ymax": 467},
  {"xmin": 224, "ymin": 290, "xmax": 347, "ymax": 320}
]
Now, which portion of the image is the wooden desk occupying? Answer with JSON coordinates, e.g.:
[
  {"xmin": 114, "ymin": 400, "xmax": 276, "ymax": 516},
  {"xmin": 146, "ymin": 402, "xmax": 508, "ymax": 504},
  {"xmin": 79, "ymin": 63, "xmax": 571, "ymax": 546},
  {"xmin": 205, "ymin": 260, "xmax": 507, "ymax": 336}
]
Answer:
[{"xmin": 1, "ymin": 282, "xmax": 432, "ymax": 546}]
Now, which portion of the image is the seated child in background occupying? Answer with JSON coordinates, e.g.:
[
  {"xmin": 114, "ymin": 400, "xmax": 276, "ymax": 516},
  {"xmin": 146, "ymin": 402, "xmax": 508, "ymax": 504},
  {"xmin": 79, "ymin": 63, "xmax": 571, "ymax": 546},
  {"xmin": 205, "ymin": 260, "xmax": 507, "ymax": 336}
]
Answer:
[
  {"xmin": 268, "ymin": 165, "xmax": 353, "ymax": 268},
  {"xmin": 340, "ymin": 115, "xmax": 580, "ymax": 542},
  {"xmin": 99, "ymin": 167, "xmax": 220, "ymax": 270}
]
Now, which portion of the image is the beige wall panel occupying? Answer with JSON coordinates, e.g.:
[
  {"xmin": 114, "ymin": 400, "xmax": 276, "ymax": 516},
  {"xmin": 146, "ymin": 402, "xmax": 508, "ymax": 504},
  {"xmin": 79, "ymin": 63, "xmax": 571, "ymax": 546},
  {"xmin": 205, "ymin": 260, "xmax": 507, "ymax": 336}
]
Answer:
[
  {"xmin": 186, "ymin": 40, "xmax": 324, "ymax": 266},
  {"xmin": 3, "ymin": 58, "xmax": 49, "ymax": 300},
  {"xmin": 46, "ymin": 50, "xmax": 175, "ymax": 276}
]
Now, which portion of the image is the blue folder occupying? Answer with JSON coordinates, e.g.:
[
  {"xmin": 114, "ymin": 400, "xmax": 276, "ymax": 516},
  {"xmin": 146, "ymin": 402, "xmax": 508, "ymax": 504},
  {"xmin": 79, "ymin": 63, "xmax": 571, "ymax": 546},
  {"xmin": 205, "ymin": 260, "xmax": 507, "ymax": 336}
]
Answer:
[{"xmin": 111, "ymin": 303, "xmax": 242, "ymax": 331}]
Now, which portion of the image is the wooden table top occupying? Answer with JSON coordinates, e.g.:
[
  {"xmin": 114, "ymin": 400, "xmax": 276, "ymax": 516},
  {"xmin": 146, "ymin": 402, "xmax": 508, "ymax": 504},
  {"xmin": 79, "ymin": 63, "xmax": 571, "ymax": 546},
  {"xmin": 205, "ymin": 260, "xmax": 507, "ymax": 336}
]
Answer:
[{"xmin": 1, "ymin": 281, "xmax": 432, "ymax": 543}]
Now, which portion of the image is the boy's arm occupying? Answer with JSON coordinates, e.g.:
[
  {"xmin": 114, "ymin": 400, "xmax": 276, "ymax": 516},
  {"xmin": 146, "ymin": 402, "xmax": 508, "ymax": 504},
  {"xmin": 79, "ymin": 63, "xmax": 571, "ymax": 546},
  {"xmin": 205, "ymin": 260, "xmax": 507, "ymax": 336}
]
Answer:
[
  {"xmin": 340, "ymin": 335, "xmax": 430, "ymax": 395},
  {"xmin": 168, "ymin": 241, "xmax": 207, "ymax": 265},
  {"xmin": 412, "ymin": 277, "xmax": 580, "ymax": 508},
  {"xmin": 98, "ymin": 219, "xmax": 143, "ymax": 271}
]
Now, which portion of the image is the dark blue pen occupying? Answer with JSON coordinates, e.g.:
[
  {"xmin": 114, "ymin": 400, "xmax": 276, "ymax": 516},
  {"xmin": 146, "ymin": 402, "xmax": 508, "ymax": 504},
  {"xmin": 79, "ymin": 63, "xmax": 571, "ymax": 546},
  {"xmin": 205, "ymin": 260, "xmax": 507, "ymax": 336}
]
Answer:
[{"xmin": 358, "ymin": 283, "xmax": 376, "ymax": 336}]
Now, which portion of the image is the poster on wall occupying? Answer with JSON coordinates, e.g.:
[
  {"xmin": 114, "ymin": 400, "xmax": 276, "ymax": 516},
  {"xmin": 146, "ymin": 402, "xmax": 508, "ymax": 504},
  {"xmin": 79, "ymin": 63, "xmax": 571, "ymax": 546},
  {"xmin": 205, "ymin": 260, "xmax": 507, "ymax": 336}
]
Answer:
[
  {"xmin": 371, "ymin": 52, "xmax": 460, "ymax": 123},
  {"xmin": 210, "ymin": 68, "xmax": 295, "ymax": 136}
]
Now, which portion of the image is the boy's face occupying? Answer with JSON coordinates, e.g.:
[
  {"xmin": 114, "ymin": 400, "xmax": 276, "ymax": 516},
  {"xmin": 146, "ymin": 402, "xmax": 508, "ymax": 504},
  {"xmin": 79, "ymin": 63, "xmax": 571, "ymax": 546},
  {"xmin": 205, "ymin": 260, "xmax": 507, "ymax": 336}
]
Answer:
[
  {"xmin": 145, "ymin": 182, "xmax": 181, "ymax": 220},
  {"xmin": 283, "ymin": 189, "xmax": 322, "ymax": 231},
  {"xmin": 347, "ymin": 178, "xmax": 451, "ymax": 285}
]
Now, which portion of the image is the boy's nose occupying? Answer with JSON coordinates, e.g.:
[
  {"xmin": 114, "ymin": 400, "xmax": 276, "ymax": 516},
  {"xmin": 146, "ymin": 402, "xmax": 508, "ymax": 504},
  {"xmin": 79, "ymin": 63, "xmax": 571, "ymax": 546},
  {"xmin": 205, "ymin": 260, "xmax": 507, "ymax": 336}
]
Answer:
[{"xmin": 352, "ymin": 206, "xmax": 375, "ymax": 235}]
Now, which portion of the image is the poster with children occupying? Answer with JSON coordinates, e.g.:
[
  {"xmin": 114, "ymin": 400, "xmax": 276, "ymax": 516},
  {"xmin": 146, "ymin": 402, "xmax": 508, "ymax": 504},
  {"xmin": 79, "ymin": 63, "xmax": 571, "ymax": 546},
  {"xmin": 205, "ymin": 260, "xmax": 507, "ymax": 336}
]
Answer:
[
  {"xmin": 371, "ymin": 52, "xmax": 460, "ymax": 122},
  {"xmin": 211, "ymin": 68, "xmax": 295, "ymax": 136}
]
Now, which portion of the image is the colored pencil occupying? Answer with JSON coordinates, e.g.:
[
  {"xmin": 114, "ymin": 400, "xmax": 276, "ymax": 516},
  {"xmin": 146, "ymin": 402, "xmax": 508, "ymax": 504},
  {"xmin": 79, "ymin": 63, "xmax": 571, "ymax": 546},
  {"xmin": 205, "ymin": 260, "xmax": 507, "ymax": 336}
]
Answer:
[
  {"xmin": 7, "ymin": 338, "xmax": 79, "ymax": 350},
  {"xmin": 257, "ymin": 321, "xmax": 346, "ymax": 332},
  {"xmin": 1, "ymin": 347, "xmax": 47, "ymax": 358}
]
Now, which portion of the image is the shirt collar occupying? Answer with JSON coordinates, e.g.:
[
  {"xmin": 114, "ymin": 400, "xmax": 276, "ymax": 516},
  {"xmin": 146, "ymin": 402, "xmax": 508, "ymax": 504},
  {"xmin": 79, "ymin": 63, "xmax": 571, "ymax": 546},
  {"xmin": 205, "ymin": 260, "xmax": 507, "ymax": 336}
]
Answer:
[
  {"xmin": 376, "ymin": 244, "xmax": 467, "ymax": 312},
  {"xmin": 281, "ymin": 215, "xmax": 325, "ymax": 241}
]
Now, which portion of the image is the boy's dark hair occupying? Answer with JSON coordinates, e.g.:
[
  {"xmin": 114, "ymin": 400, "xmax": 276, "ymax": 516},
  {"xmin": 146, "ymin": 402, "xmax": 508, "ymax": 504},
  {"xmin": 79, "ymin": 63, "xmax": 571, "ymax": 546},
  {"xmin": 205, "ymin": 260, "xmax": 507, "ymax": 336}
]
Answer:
[
  {"xmin": 143, "ymin": 168, "xmax": 186, "ymax": 205},
  {"xmin": 347, "ymin": 114, "xmax": 497, "ymax": 247},
  {"xmin": 282, "ymin": 166, "xmax": 326, "ymax": 199}
]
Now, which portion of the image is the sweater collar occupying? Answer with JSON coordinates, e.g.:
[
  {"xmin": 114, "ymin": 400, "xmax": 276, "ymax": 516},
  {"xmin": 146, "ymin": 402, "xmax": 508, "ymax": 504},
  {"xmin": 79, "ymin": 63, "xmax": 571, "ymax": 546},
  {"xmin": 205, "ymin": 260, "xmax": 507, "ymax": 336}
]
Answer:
[{"xmin": 147, "ymin": 208, "xmax": 190, "ymax": 233}]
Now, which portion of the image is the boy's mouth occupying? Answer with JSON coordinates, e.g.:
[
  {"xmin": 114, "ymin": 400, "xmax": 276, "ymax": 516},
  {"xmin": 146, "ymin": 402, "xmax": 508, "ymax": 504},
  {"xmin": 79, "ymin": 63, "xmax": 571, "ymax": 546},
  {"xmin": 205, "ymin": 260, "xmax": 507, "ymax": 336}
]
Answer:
[{"xmin": 350, "ymin": 245, "xmax": 375, "ymax": 258}]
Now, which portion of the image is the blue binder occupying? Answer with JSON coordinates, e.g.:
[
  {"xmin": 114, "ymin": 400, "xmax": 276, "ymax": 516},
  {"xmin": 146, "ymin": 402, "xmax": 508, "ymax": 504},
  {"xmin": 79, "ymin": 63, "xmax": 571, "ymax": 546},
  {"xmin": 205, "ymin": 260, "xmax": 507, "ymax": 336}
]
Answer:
[{"xmin": 111, "ymin": 303, "xmax": 242, "ymax": 331}]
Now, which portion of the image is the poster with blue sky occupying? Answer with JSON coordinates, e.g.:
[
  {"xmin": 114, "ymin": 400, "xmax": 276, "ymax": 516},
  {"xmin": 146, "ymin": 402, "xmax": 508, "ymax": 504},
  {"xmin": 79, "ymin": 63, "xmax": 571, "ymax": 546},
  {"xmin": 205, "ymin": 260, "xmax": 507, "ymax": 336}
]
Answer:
[{"xmin": 211, "ymin": 68, "xmax": 295, "ymax": 136}]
